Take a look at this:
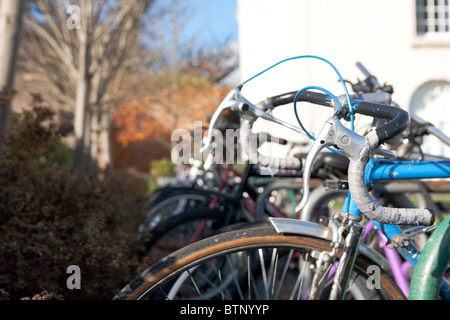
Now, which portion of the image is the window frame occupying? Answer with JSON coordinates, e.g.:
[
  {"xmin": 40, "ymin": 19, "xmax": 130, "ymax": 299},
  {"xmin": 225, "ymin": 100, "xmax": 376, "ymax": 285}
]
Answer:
[{"xmin": 413, "ymin": 0, "xmax": 450, "ymax": 47}]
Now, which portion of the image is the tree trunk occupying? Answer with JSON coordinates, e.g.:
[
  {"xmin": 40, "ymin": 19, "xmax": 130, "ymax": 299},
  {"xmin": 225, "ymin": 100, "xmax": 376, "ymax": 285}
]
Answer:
[
  {"xmin": 89, "ymin": 110, "xmax": 99, "ymax": 174},
  {"xmin": 73, "ymin": 1, "xmax": 91, "ymax": 171},
  {"xmin": 0, "ymin": 0, "xmax": 23, "ymax": 150},
  {"xmin": 99, "ymin": 114, "xmax": 112, "ymax": 172},
  {"xmin": 74, "ymin": 70, "xmax": 90, "ymax": 170},
  {"xmin": 21, "ymin": 0, "xmax": 153, "ymax": 172}
]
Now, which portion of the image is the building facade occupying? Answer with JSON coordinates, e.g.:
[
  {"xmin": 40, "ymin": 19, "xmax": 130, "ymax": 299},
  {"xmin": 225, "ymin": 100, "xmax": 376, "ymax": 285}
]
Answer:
[{"xmin": 237, "ymin": 0, "xmax": 450, "ymax": 156}]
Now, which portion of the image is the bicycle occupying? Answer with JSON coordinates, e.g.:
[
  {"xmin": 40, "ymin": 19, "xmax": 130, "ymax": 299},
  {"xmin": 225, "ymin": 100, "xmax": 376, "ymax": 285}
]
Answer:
[
  {"xmin": 116, "ymin": 56, "xmax": 449, "ymax": 300},
  {"xmin": 141, "ymin": 62, "xmax": 450, "ymax": 298},
  {"xmin": 138, "ymin": 140, "xmax": 303, "ymax": 260},
  {"xmin": 302, "ymin": 62, "xmax": 450, "ymax": 224},
  {"xmin": 409, "ymin": 214, "xmax": 450, "ymax": 299},
  {"xmin": 137, "ymin": 61, "xmax": 382, "ymax": 248},
  {"xmin": 139, "ymin": 119, "xmax": 355, "ymax": 263},
  {"xmin": 139, "ymin": 149, "xmax": 335, "ymax": 263},
  {"xmin": 137, "ymin": 61, "xmax": 383, "ymax": 261},
  {"xmin": 299, "ymin": 62, "xmax": 450, "ymax": 298}
]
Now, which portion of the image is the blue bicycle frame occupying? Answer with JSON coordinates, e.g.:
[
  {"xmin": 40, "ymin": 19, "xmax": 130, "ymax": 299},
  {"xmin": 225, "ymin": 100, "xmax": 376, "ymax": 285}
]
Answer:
[{"xmin": 342, "ymin": 158, "xmax": 450, "ymax": 299}]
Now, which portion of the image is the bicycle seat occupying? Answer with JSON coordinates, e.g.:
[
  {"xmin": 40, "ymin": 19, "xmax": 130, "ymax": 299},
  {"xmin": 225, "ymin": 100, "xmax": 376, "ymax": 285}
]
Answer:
[{"xmin": 312, "ymin": 152, "xmax": 349, "ymax": 179}]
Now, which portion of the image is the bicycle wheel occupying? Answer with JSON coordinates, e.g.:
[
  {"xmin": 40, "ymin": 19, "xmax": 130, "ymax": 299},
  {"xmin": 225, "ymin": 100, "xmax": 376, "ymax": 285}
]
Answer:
[
  {"xmin": 139, "ymin": 188, "xmax": 235, "ymax": 234},
  {"xmin": 300, "ymin": 186, "xmax": 347, "ymax": 222},
  {"xmin": 115, "ymin": 223, "xmax": 405, "ymax": 300},
  {"xmin": 142, "ymin": 208, "xmax": 229, "ymax": 264}
]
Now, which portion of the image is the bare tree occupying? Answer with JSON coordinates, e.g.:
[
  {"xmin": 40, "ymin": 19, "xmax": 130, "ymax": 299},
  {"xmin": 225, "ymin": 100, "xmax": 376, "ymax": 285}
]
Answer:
[
  {"xmin": 20, "ymin": 0, "xmax": 153, "ymax": 173},
  {"xmin": 137, "ymin": 0, "xmax": 238, "ymax": 134},
  {"xmin": 0, "ymin": 0, "xmax": 24, "ymax": 150},
  {"xmin": 184, "ymin": 41, "xmax": 239, "ymax": 84}
]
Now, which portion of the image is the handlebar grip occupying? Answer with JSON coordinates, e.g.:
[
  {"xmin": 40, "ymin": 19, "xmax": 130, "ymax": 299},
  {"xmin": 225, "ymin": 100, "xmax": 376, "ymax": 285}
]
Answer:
[
  {"xmin": 348, "ymin": 101, "xmax": 435, "ymax": 226},
  {"xmin": 349, "ymin": 160, "xmax": 435, "ymax": 226},
  {"xmin": 354, "ymin": 101, "xmax": 409, "ymax": 145},
  {"xmin": 257, "ymin": 90, "xmax": 331, "ymax": 111},
  {"xmin": 240, "ymin": 120, "xmax": 302, "ymax": 171}
]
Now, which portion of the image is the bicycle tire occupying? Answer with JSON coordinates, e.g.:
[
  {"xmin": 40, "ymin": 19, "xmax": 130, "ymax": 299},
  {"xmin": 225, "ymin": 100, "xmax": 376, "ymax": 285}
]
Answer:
[
  {"xmin": 115, "ymin": 223, "xmax": 405, "ymax": 300},
  {"xmin": 141, "ymin": 208, "xmax": 230, "ymax": 262},
  {"xmin": 139, "ymin": 188, "xmax": 236, "ymax": 234}
]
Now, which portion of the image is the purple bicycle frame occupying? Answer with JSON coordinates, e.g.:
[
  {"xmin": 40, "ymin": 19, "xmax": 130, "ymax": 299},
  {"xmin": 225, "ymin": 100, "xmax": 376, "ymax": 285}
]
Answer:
[{"xmin": 362, "ymin": 221, "xmax": 411, "ymax": 297}]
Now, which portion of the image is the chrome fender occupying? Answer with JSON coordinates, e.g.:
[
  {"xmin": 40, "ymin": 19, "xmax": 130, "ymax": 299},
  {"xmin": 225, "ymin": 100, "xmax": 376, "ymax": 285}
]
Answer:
[{"xmin": 269, "ymin": 217, "xmax": 389, "ymax": 270}]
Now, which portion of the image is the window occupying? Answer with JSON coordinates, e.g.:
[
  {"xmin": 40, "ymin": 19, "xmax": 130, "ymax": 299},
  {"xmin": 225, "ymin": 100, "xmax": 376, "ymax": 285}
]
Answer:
[
  {"xmin": 410, "ymin": 81, "xmax": 450, "ymax": 157},
  {"xmin": 416, "ymin": 0, "xmax": 450, "ymax": 37}
]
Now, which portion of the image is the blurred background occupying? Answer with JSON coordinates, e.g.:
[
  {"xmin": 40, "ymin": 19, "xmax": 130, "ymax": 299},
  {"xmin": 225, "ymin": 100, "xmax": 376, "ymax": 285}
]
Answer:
[
  {"xmin": 0, "ymin": 0, "xmax": 241, "ymax": 300},
  {"xmin": 1, "ymin": 0, "xmax": 450, "ymax": 300},
  {"xmin": 2, "ymin": 0, "xmax": 450, "ymax": 180},
  {"xmin": 238, "ymin": 0, "xmax": 450, "ymax": 158},
  {"xmin": 1, "ymin": 0, "xmax": 240, "ymax": 179}
]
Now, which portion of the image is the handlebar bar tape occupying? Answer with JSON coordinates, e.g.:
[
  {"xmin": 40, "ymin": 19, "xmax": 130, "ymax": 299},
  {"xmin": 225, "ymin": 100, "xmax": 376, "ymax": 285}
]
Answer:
[
  {"xmin": 257, "ymin": 91, "xmax": 330, "ymax": 111},
  {"xmin": 349, "ymin": 159, "xmax": 434, "ymax": 225},
  {"xmin": 354, "ymin": 102, "xmax": 409, "ymax": 145},
  {"xmin": 240, "ymin": 120, "xmax": 302, "ymax": 171},
  {"xmin": 349, "ymin": 102, "xmax": 434, "ymax": 226}
]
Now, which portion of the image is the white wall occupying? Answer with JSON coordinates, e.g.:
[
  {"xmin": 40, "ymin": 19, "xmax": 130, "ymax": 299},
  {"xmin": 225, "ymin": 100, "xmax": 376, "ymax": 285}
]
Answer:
[{"xmin": 237, "ymin": 0, "xmax": 450, "ymax": 154}]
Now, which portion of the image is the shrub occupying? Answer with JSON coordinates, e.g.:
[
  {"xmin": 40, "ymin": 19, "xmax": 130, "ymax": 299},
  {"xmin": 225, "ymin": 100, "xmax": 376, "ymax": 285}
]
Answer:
[
  {"xmin": 148, "ymin": 158, "xmax": 176, "ymax": 191},
  {"xmin": 0, "ymin": 95, "xmax": 144, "ymax": 299}
]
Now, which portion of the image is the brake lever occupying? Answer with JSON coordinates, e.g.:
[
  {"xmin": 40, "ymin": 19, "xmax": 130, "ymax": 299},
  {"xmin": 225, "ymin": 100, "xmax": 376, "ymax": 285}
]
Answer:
[
  {"xmin": 241, "ymin": 102, "xmax": 307, "ymax": 135},
  {"xmin": 201, "ymin": 87, "xmax": 307, "ymax": 152},
  {"xmin": 295, "ymin": 119, "xmax": 337, "ymax": 212},
  {"xmin": 295, "ymin": 115, "xmax": 396, "ymax": 212},
  {"xmin": 200, "ymin": 89, "xmax": 239, "ymax": 153}
]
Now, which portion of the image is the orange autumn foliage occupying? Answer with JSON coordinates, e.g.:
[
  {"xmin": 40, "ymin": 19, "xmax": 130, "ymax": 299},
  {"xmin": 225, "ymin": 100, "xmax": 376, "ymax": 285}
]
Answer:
[
  {"xmin": 113, "ymin": 80, "xmax": 231, "ymax": 147},
  {"xmin": 114, "ymin": 98, "xmax": 170, "ymax": 146}
]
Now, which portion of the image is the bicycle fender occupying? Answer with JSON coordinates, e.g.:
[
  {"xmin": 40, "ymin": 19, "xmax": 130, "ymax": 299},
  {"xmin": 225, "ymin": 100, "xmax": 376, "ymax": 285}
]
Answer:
[{"xmin": 269, "ymin": 217, "xmax": 389, "ymax": 270}]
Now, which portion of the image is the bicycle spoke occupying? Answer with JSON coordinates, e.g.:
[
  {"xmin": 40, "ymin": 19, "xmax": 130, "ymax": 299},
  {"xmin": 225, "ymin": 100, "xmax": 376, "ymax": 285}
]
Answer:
[
  {"xmin": 274, "ymin": 249, "xmax": 293, "ymax": 299},
  {"xmin": 268, "ymin": 248, "xmax": 279, "ymax": 299},
  {"xmin": 157, "ymin": 286, "xmax": 170, "ymax": 300},
  {"xmin": 187, "ymin": 269, "xmax": 202, "ymax": 297},
  {"xmin": 293, "ymin": 252, "xmax": 309, "ymax": 300},
  {"xmin": 226, "ymin": 254, "xmax": 245, "ymax": 300},
  {"xmin": 247, "ymin": 252, "xmax": 251, "ymax": 300},
  {"xmin": 250, "ymin": 264, "xmax": 261, "ymax": 299},
  {"xmin": 258, "ymin": 249, "xmax": 270, "ymax": 299},
  {"xmin": 117, "ymin": 225, "xmax": 405, "ymax": 300}
]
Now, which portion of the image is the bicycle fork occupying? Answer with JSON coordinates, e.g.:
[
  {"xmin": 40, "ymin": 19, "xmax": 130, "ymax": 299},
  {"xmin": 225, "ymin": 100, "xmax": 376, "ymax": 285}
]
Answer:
[
  {"xmin": 308, "ymin": 215, "xmax": 365, "ymax": 300},
  {"xmin": 329, "ymin": 220, "xmax": 365, "ymax": 299}
]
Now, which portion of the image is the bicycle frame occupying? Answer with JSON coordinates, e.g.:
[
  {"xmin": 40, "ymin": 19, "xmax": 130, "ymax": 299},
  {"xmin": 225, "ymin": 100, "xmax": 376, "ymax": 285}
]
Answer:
[
  {"xmin": 185, "ymin": 162, "xmax": 298, "ymax": 244},
  {"xmin": 197, "ymin": 61, "xmax": 449, "ymax": 299},
  {"xmin": 409, "ymin": 215, "xmax": 450, "ymax": 299},
  {"xmin": 342, "ymin": 158, "xmax": 450, "ymax": 299}
]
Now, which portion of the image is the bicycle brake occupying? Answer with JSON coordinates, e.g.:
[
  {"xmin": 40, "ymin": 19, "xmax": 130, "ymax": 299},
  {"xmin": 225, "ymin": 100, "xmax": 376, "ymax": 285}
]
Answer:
[
  {"xmin": 390, "ymin": 224, "xmax": 438, "ymax": 248},
  {"xmin": 295, "ymin": 115, "xmax": 366, "ymax": 212},
  {"xmin": 295, "ymin": 114, "xmax": 397, "ymax": 213}
]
